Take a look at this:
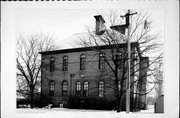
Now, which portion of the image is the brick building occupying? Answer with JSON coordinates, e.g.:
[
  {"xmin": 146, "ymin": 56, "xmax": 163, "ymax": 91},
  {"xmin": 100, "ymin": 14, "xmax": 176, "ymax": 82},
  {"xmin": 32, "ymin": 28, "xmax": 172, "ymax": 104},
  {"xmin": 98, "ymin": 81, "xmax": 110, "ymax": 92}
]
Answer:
[{"xmin": 40, "ymin": 42, "xmax": 148, "ymax": 111}]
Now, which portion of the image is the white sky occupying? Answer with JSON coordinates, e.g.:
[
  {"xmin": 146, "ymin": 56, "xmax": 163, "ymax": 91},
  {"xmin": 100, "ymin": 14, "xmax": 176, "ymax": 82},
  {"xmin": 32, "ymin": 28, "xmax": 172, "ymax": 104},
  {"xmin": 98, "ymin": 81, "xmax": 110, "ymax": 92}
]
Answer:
[{"xmin": 17, "ymin": 9, "xmax": 163, "ymax": 49}]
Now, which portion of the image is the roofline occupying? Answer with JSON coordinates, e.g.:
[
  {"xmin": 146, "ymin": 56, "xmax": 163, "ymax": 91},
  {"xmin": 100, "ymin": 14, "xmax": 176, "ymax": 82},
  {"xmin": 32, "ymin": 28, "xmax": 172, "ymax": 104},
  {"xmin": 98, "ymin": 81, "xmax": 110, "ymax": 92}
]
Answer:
[{"xmin": 39, "ymin": 42, "xmax": 139, "ymax": 55}]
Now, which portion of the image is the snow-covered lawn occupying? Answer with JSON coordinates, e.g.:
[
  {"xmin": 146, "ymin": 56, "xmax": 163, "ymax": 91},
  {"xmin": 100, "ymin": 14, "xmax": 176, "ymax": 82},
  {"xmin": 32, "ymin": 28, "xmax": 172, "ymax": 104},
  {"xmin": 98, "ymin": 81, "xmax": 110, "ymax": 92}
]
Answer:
[
  {"xmin": 17, "ymin": 105, "xmax": 154, "ymax": 114},
  {"xmin": 17, "ymin": 108, "xmax": 115, "ymax": 113},
  {"xmin": 13, "ymin": 106, "xmax": 162, "ymax": 118}
]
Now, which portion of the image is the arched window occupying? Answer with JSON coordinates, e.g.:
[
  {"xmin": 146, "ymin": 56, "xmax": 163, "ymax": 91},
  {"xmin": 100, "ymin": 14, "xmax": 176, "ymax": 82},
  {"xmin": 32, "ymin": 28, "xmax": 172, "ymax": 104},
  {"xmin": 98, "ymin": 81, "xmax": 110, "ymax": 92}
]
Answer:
[
  {"xmin": 99, "ymin": 53, "xmax": 105, "ymax": 69},
  {"xmin": 49, "ymin": 80, "xmax": 55, "ymax": 96},
  {"xmin": 116, "ymin": 52, "xmax": 122, "ymax": 69},
  {"xmin": 118, "ymin": 81, "xmax": 121, "ymax": 91},
  {"xmin": 50, "ymin": 57, "xmax": 55, "ymax": 72},
  {"xmin": 62, "ymin": 81, "xmax": 68, "ymax": 96},
  {"xmin": 76, "ymin": 82, "xmax": 81, "ymax": 96},
  {"xmin": 99, "ymin": 81, "xmax": 104, "ymax": 97},
  {"xmin": 83, "ymin": 81, "xmax": 89, "ymax": 97},
  {"xmin": 63, "ymin": 56, "xmax": 68, "ymax": 71},
  {"xmin": 80, "ymin": 54, "xmax": 86, "ymax": 70}
]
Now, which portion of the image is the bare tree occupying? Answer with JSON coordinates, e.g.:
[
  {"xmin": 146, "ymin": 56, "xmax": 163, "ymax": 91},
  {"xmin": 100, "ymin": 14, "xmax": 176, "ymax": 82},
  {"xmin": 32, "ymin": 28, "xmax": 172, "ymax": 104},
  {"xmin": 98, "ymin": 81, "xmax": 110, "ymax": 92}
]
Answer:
[
  {"xmin": 75, "ymin": 10, "xmax": 163, "ymax": 112},
  {"xmin": 151, "ymin": 57, "xmax": 163, "ymax": 98},
  {"xmin": 17, "ymin": 33, "xmax": 58, "ymax": 108}
]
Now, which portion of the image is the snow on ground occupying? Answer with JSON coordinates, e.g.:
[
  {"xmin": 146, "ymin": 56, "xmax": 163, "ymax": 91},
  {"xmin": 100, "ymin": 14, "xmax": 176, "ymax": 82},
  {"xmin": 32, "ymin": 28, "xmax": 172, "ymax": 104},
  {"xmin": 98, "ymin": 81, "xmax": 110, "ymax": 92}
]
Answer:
[
  {"xmin": 136, "ymin": 105, "xmax": 154, "ymax": 114},
  {"xmin": 17, "ymin": 105, "xmax": 154, "ymax": 114},
  {"xmin": 13, "ymin": 106, "xmax": 161, "ymax": 118},
  {"xmin": 17, "ymin": 108, "xmax": 116, "ymax": 114}
]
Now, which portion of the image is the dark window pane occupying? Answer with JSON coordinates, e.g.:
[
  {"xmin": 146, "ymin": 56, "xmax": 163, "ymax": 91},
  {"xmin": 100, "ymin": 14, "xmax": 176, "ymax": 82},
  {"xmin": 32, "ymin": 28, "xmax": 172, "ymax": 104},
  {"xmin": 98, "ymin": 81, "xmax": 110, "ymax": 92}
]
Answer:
[
  {"xmin": 99, "ymin": 53, "xmax": 105, "ymax": 69},
  {"xmin": 62, "ymin": 81, "xmax": 68, "ymax": 96},
  {"xmin": 118, "ymin": 81, "xmax": 121, "ymax": 91},
  {"xmin": 116, "ymin": 52, "xmax": 122, "ymax": 69},
  {"xmin": 49, "ymin": 81, "xmax": 55, "ymax": 96},
  {"xmin": 83, "ymin": 81, "xmax": 88, "ymax": 97},
  {"xmin": 50, "ymin": 58, "xmax": 55, "ymax": 72},
  {"xmin": 76, "ymin": 82, "xmax": 81, "ymax": 96},
  {"xmin": 99, "ymin": 81, "xmax": 104, "ymax": 97},
  {"xmin": 63, "ymin": 56, "xmax": 68, "ymax": 71},
  {"xmin": 80, "ymin": 54, "xmax": 86, "ymax": 70}
]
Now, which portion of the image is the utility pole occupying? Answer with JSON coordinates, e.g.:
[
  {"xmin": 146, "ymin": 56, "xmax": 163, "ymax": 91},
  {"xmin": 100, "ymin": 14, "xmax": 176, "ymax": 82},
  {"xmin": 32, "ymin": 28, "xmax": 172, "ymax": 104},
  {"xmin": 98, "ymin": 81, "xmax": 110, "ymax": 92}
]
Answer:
[
  {"xmin": 110, "ymin": 9, "xmax": 137, "ymax": 113},
  {"xmin": 120, "ymin": 9, "xmax": 137, "ymax": 113}
]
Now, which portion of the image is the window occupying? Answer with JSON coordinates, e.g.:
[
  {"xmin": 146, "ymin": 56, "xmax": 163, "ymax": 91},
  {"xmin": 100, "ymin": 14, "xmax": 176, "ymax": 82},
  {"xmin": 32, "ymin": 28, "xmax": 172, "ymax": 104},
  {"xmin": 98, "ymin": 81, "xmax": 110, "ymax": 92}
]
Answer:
[
  {"xmin": 50, "ymin": 57, "xmax": 55, "ymax": 72},
  {"xmin": 63, "ymin": 56, "xmax": 68, "ymax": 71},
  {"xmin": 80, "ymin": 54, "xmax": 86, "ymax": 70},
  {"xmin": 62, "ymin": 81, "xmax": 68, "ymax": 96},
  {"xmin": 76, "ymin": 82, "xmax": 81, "ymax": 96},
  {"xmin": 49, "ymin": 81, "xmax": 55, "ymax": 96},
  {"xmin": 118, "ymin": 81, "xmax": 121, "ymax": 91},
  {"xmin": 83, "ymin": 81, "xmax": 89, "ymax": 97},
  {"xmin": 99, "ymin": 81, "xmax": 104, "ymax": 97},
  {"xmin": 116, "ymin": 52, "xmax": 122, "ymax": 69},
  {"xmin": 99, "ymin": 53, "xmax": 105, "ymax": 69}
]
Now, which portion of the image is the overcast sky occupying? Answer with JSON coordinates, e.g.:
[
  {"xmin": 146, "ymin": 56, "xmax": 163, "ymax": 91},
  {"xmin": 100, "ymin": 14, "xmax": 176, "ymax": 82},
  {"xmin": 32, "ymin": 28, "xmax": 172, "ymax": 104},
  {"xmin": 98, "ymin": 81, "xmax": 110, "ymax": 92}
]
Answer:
[{"xmin": 17, "ymin": 9, "xmax": 163, "ymax": 49}]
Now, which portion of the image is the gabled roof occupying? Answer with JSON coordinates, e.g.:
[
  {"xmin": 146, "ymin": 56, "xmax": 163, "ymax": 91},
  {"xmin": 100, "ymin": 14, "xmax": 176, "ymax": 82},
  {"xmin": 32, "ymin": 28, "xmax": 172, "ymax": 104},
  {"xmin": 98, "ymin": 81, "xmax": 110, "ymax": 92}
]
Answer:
[{"xmin": 39, "ymin": 42, "xmax": 139, "ymax": 55}]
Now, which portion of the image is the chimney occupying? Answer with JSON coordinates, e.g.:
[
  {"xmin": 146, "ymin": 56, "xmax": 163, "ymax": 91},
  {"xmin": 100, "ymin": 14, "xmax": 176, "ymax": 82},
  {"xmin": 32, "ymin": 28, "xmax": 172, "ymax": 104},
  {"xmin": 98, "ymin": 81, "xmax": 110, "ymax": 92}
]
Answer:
[
  {"xmin": 110, "ymin": 25, "xmax": 126, "ymax": 35},
  {"xmin": 94, "ymin": 15, "xmax": 106, "ymax": 35}
]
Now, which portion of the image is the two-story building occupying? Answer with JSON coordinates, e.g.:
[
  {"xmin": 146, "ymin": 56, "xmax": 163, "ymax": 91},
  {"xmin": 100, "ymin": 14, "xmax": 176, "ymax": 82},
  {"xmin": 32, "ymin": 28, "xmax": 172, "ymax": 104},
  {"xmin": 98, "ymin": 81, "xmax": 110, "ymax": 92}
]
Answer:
[{"xmin": 40, "ymin": 42, "xmax": 148, "ymax": 111}]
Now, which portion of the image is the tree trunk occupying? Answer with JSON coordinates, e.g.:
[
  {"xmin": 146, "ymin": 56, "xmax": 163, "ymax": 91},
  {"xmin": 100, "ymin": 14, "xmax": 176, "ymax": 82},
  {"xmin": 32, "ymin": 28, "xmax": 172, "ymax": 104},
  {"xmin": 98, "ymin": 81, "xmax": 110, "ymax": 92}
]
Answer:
[
  {"xmin": 114, "ymin": 63, "xmax": 121, "ymax": 112},
  {"xmin": 30, "ymin": 89, "xmax": 34, "ymax": 109},
  {"xmin": 117, "ymin": 96, "xmax": 121, "ymax": 112}
]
